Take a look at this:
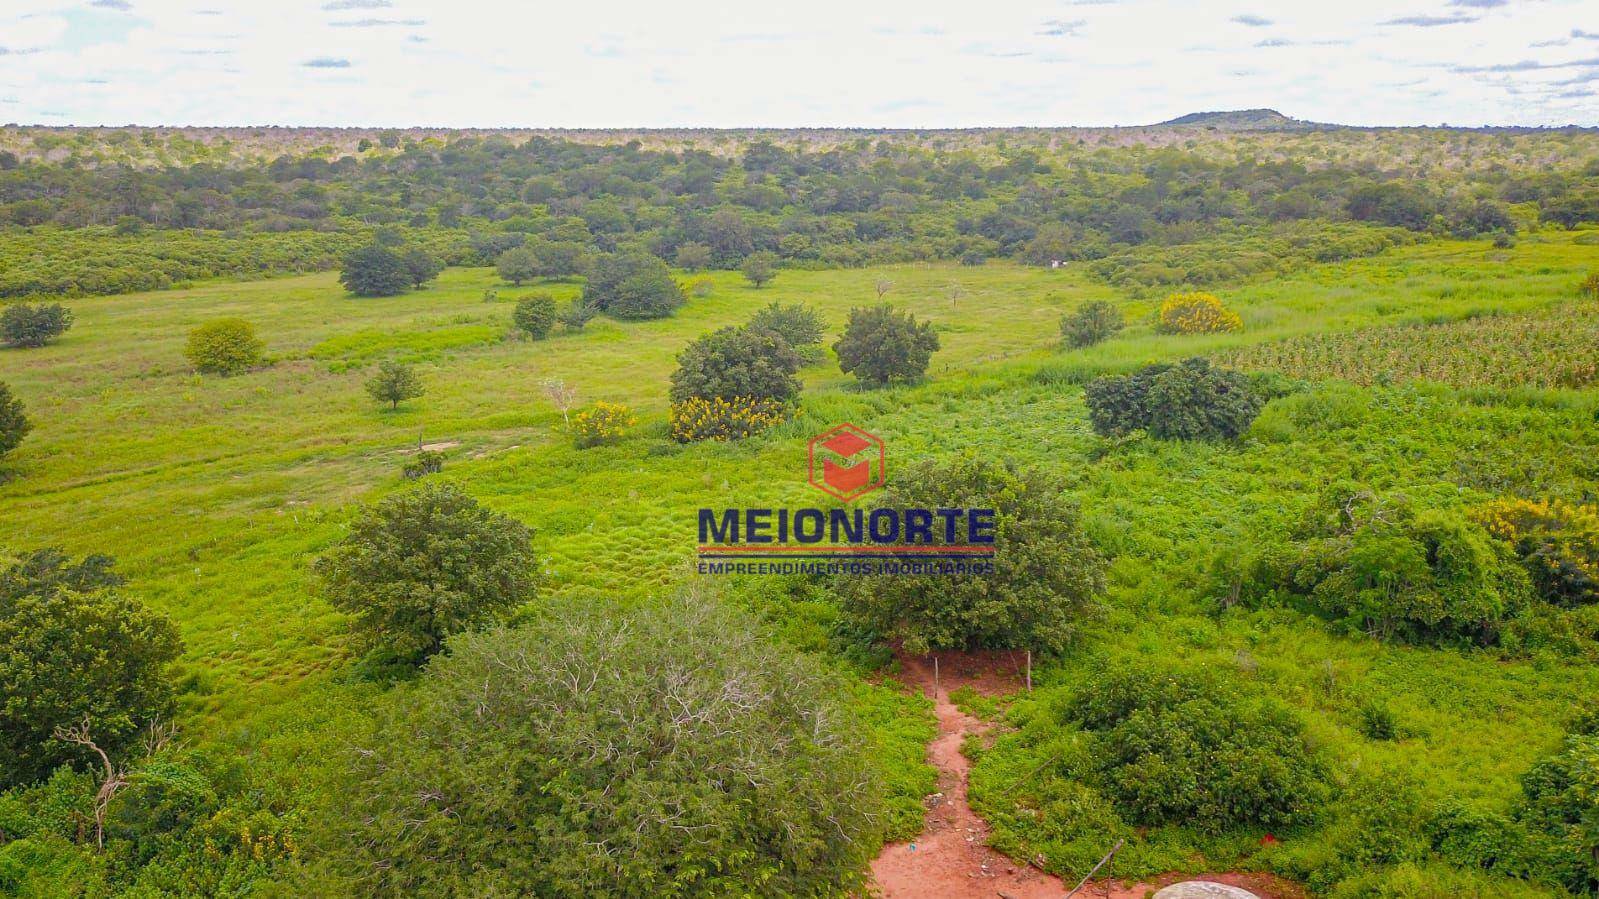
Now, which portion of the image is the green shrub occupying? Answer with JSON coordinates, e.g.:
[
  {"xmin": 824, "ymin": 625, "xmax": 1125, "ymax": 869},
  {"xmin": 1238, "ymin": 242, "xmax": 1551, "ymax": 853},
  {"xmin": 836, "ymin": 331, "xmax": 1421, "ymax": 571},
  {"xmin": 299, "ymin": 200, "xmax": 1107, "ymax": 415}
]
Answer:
[
  {"xmin": 748, "ymin": 301, "xmax": 824, "ymax": 347},
  {"xmin": 401, "ymin": 450, "xmax": 444, "ymax": 480},
  {"xmin": 0, "ymin": 303, "xmax": 73, "ymax": 349},
  {"xmin": 1084, "ymin": 358, "xmax": 1261, "ymax": 440},
  {"xmin": 1515, "ymin": 725, "xmax": 1599, "ymax": 894},
  {"xmin": 316, "ymin": 592, "xmax": 887, "ymax": 897},
  {"xmin": 669, "ymin": 325, "xmax": 802, "ymax": 405},
  {"xmin": 558, "ymin": 300, "xmax": 597, "ymax": 332},
  {"xmin": 339, "ymin": 244, "xmax": 412, "ymax": 297},
  {"xmin": 183, "ymin": 319, "xmax": 263, "ymax": 375},
  {"xmin": 1236, "ymin": 488, "xmax": 1533, "ymax": 646},
  {"xmin": 1579, "ymin": 271, "xmax": 1599, "ymax": 301},
  {"xmin": 512, "ymin": 294, "xmax": 557, "ymax": 339},
  {"xmin": 835, "ymin": 456, "xmax": 1108, "ymax": 654},
  {"xmin": 1060, "ymin": 299, "xmax": 1123, "ymax": 348},
  {"xmin": 833, "ymin": 304, "xmax": 940, "ymax": 386},
  {"xmin": 0, "ymin": 550, "xmax": 181, "ymax": 788},
  {"xmin": 313, "ymin": 482, "xmax": 538, "ymax": 662},
  {"xmin": 0, "ymin": 381, "xmax": 28, "ymax": 460},
  {"xmin": 1065, "ymin": 663, "xmax": 1330, "ymax": 832}
]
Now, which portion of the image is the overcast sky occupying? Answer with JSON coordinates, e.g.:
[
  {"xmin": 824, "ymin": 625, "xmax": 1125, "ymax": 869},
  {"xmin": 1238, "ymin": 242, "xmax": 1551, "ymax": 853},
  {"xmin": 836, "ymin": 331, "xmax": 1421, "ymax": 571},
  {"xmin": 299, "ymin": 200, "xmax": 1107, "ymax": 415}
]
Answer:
[{"xmin": 0, "ymin": 0, "xmax": 1595, "ymax": 128}]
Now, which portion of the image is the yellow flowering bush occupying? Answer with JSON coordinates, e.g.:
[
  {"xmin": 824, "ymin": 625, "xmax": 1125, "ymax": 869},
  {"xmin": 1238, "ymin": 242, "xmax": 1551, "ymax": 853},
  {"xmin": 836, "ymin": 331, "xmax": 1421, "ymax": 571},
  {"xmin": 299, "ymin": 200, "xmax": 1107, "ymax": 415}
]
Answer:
[
  {"xmin": 1472, "ymin": 497, "xmax": 1599, "ymax": 607},
  {"xmin": 1580, "ymin": 271, "xmax": 1599, "ymax": 301},
  {"xmin": 1156, "ymin": 291, "xmax": 1244, "ymax": 335},
  {"xmin": 570, "ymin": 401, "xmax": 636, "ymax": 448},
  {"xmin": 670, "ymin": 396, "xmax": 789, "ymax": 442}
]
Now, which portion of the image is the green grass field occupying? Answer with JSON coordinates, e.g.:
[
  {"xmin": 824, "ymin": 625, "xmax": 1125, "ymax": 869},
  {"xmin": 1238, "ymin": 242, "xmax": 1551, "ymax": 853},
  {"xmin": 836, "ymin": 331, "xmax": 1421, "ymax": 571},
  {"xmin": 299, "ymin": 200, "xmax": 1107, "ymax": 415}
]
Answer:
[{"xmin": 2, "ymin": 231, "xmax": 1598, "ymax": 893}]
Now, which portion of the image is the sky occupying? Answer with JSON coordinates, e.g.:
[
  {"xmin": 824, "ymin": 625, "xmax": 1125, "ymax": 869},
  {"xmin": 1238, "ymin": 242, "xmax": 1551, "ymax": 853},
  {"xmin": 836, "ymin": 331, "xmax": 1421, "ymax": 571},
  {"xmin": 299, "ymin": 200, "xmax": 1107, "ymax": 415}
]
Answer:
[{"xmin": 0, "ymin": 0, "xmax": 1596, "ymax": 128}]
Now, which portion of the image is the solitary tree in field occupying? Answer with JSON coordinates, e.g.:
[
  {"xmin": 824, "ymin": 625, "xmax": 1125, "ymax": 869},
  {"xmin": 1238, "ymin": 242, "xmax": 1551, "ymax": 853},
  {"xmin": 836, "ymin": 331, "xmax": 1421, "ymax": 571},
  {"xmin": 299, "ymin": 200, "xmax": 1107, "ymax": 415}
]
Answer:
[
  {"xmin": 314, "ymin": 482, "xmax": 538, "ymax": 662},
  {"xmin": 340, "ymin": 244, "xmax": 413, "ymax": 297},
  {"xmin": 184, "ymin": 318, "xmax": 263, "ymax": 375},
  {"xmin": 0, "ymin": 549, "xmax": 181, "ymax": 789},
  {"xmin": 833, "ymin": 304, "xmax": 940, "ymax": 387},
  {"xmin": 670, "ymin": 325, "xmax": 802, "ymax": 405},
  {"xmin": 365, "ymin": 361, "xmax": 424, "ymax": 410},
  {"xmin": 1, "ymin": 303, "xmax": 74, "ymax": 349},
  {"xmin": 496, "ymin": 247, "xmax": 540, "ymax": 286},
  {"xmin": 401, "ymin": 248, "xmax": 444, "ymax": 289},
  {"xmin": 741, "ymin": 251, "xmax": 779, "ymax": 288},
  {"xmin": 0, "ymin": 381, "xmax": 29, "ymax": 460},
  {"xmin": 748, "ymin": 302, "xmax": 824, "ymax": 348},
  {"xmin": 584, "ymin": 252, "xmax": 685, "ymax": 320}
]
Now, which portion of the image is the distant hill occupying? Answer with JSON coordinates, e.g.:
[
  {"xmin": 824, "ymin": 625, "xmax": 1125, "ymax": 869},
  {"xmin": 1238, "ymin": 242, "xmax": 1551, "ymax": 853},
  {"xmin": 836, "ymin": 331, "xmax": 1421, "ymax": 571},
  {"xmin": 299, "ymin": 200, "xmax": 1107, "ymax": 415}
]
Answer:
[{"xmin": 1155, "ymin": 109, "xmax": 1329, "ymax": 131}]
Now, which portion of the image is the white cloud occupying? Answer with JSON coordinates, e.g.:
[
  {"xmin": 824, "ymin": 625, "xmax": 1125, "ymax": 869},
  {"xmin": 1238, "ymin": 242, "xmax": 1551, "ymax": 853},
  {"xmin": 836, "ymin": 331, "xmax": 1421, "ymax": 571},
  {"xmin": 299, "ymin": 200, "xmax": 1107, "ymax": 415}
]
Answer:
[{"xmin": 0, "ymin": 0, "xmax": 1593, "ymax": 127}]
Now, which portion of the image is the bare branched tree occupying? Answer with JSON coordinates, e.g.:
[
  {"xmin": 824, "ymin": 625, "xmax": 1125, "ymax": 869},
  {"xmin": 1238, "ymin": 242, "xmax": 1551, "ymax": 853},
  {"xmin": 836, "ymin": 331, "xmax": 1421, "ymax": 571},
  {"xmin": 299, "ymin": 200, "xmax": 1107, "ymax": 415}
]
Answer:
[
  {"xmin": 52, "ymin": 717, "xmax": 174, "ymax": 848},
  {"xmin": 540, "ymin": 378, "xmax": 579, "ymax": 427},
  {"xmin": 874, "ymin": 279, "xmax": 893, "ymax": 300}
]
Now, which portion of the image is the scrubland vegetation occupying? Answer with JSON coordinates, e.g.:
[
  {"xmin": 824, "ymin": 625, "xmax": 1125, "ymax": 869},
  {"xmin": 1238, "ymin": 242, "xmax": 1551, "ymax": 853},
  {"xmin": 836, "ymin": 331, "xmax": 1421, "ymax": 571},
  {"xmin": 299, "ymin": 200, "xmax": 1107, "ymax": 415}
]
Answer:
[{"xmin": 1, "ymin": 123, "xmax": 1598, "ymax": 897}]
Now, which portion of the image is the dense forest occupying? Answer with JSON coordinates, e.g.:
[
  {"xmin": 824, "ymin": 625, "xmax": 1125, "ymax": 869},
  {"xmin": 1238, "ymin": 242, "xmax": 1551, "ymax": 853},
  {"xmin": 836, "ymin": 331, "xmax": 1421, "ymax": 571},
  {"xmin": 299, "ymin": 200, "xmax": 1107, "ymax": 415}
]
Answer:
[{"xmin": 1, "ymin": 125, "xmax": 1596, "ymax": 298}]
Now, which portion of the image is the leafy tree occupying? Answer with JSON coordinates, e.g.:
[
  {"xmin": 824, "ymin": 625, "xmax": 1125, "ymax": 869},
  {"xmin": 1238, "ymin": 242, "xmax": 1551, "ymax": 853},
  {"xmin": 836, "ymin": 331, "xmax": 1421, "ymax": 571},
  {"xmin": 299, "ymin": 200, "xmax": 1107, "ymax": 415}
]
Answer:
[
  {"xmin": 669, "ymin": 325, "xmax": 802, "ymax": 405},
  {"xmin": 579, "ymin": 252, "xmax": 685, "ymax": 320},
  {"xmin": 747, "ymin": 301, "xmax": 824, "ymax": 347},
  {"xmin": 1060, "ymin": 299, "xmax": 1123, "ymax": 348},
  {"xmin": 0, "ymin": 550, "xmax": 182, "ymax": 788},
  {"xmin": 401, "ymin": 248, "xmax": 443, "ymax": 289},
  {"xmin": 184, "ymin": 319, "xmax": 263, "ymax": 375},
  {"xmin": 339, "ymin": 244, "xmax": 412, "ymax": 297},
  {"xmin": 529, "ymin": 240, "xmax": 588, "ymax": 278},
  {"xmin": 313, "ymin": 482, "xmax": 538, "ymax": 661},
  {"xmin": 1064, "ymin": 662, "xmax": 1331, "ymax": 831},
  {"xmin": 365, "ymin": 361, "xmax": 424, "ymax": 410},
  {"xmin": 512, "ymin": 294, "xmax": 557, "ymax": 339},
  {"xmin": 1085, "ymin": 358, "xmax": 1260, "ymax": 440},
  {"xmin": 316, "ymin": 592, "xmax": 885, "ymax": 897},
  {"xmin": 673, "ymin": 241, "xmax": 713, "ymax": 271},
  {"xmin": 0, "ymin": 381, "xmax": 30, "ymax": 460},
  {"xmin": 741, "ymin": 250, "xmax": 779, "ymax": 288},
  {"xmin": 836, "ymin": 456, "xmax": 1108, "ymax": 654},
  {"xmin": 833, "ymin": 304, "xmax": 939, "ymax": 386},
  {"xmin": 1, "ymin": 303, "xmax": 74, "ymax": 349},
  {"xmin": 496, "ymin": 247, "xmax": 540, "ymax": 286}
]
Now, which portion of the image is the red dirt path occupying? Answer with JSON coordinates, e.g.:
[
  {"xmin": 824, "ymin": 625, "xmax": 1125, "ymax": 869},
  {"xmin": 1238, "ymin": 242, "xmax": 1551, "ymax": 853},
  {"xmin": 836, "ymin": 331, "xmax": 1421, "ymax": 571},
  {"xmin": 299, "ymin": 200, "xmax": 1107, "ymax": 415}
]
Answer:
[{"xmin": 868, "ymin": 650, "xmax": 1306, "ymax": 899}]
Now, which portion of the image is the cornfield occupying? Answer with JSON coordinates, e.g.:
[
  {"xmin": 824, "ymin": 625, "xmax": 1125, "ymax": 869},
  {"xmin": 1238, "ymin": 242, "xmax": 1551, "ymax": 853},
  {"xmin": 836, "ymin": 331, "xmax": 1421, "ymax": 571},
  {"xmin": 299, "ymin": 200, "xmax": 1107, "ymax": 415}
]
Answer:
[{"xmin": 1220, "ymin": 305, "xmax": 1599, "ymax": 390}]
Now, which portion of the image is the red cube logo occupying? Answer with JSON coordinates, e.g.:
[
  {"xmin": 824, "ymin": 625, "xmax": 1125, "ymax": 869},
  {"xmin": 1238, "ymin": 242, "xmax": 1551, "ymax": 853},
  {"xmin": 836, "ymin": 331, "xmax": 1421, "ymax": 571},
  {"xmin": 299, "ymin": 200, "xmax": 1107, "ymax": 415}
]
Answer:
[{"xmin": 808, "ymin": 423, "xmax": 886, "ymax": 502}]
